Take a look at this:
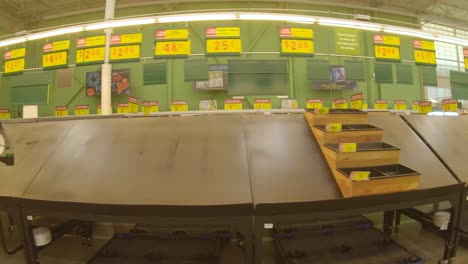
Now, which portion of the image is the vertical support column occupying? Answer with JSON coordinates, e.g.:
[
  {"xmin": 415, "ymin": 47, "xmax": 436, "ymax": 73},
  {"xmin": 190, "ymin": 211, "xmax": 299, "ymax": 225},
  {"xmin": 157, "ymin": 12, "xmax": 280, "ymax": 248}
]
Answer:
[{"xmin": 101, "ymin": 0, "xmax": 116, "ymax": 115}]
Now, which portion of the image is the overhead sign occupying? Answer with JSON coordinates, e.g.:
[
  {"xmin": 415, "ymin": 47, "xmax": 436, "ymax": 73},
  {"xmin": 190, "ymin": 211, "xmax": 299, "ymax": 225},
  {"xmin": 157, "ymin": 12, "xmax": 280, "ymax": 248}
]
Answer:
[
  {"xmin": 413, "ymin": 40, "xmax": 435, "ymax": 51},
  {"xmin": 110, "ymin": 33, "xmax": 143, "ymax": 45},
  {"xmin": 306, "ymin": 98, "xmax": 323, "ymax": 109},
  {"xmin": 110, "ymin": 45, "xmax": 140, "ymax": 62},
  {"xmin": 335, "ymin": 28, "xmax": 360, "ymax": 56},
  {"xmin": 280, "ymin": 27, "xmax": 314, "ymax": 39},
  {"xmin": 155, "ymin": 29, "xmax": 189, "ymax": 40},
  {"xmin": 76, "ymin": 35, "xmax": 106, "ymax": 48},
  {"xmin": 206, "ymin": 38, "xmax": 241, "ymax": 55},
  {"xmin": 154, "ymin": 40, "xmax": 191, "ymax": 57},
  {"xmin": 43, "ymin": 40, "xmax": 70, "ymax": 52},
  {"xmin": 76, "ymin": 47, "xmax": 105, "ymax": 65},
  {"xmin": 4, "ymin": 58, "xmax": 25, "ymax": 75},
  {"xmin": 281, "ymin": 39, "xmax": 314, "ymax": 55},
  {"xmin": 205, "ymin": 27, "xmax": 240, "ymax": 38},
  {"xmin": 4, "ymin": 48, "xmax": 26, "ymax": 60},
  {"xmin": 374, "ymin": 45, "xmax": 400, "ymax": 61},
  {"xmin": 43, "ymin": 51, "xmax": 68, "ymax": 70},
  {"xmin": 373, "ymin": 34, "xmax": 400, "ymax": 46},
  {"xmin": 414, "ymin": 50, "xmax": 436, "ymax": 66}
]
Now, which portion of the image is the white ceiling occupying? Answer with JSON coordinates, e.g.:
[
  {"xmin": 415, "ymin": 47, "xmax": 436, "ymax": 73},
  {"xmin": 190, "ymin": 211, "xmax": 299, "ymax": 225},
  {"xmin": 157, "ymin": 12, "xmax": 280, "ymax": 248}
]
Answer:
[{"xmin": 0, "ymin": 0, "xmax": 467, "ymax": 34}]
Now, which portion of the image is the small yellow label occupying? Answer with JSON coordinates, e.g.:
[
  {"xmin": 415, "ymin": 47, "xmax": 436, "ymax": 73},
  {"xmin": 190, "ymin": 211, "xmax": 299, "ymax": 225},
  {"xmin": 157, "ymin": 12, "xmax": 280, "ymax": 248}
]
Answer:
[
  {"xmin": 306, "ymin": 102, "xmax": 323, "ymax": 109},
  {"xmin": 374, "ymin": 100, "xmax": 388, "ymax": 110},
  {"xmin": 55, "ymin": 107, "xmax": 68, "ymax": 117},
  {"xmin": 117, "ymin": 104, "xmax": 129, "ymax": 113},
  {"xmin": 414, "ymin": 50, "xmax": 436, "ymax": 65},
  {"xmin": 110, "ymin": 45, "xmax": 140, "ymax": 61},
  {"xmin": 128, "ymin": 102, "xmax": 138, "ymax": 113},
  {"xmin": 326, "ymin": 123, "xmax": 342, "ymax": 132},
  {"xmin": 350, "ymin": 99, "xmax": 363, "ymax": 109},
  {"xmin": 75, "ymin": 105, "xmax": 89, "ymax": 116},
  {"xmin": 350, "ymin": 171, "xmax": 371, "ymax": 181},
  {"xmin": 339, "ymin": 143, "xmax": 357, "ymax": 153},
  {"xmin": 315, "ymin": 107, "xmax": 330, "ymax": 114},
  {"xmin": 0, "ymin": 110, "xmax": 11, "ymax": 119},
  {"xmin": 4, "ymin": 58, "xmax": 25, "ymax": 74},
  {"xmin": 43, "ymin": 51, "xmax": 68, "ymax": 68},
  {"xmin": 441, "ymin": 99, "xmax": 458, "ymax": 112},
  {"xmin": 224, "ymin": 100, "xmax": 243, "ymax": 110},
  {"xmin": 254, "ymin": 99, "xmax": 272, "ymax": 110},
  {"xmin": 171, "ymin": 101, "xmax": 189, "ymax": 112}
]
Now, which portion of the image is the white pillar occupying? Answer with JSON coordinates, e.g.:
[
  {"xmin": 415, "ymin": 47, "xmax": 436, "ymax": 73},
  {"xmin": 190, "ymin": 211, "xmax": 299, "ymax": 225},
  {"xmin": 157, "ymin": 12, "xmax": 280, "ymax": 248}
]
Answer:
[{"xmin": 101, "ymin": 0, "xmax": 115, "ymax": 115}]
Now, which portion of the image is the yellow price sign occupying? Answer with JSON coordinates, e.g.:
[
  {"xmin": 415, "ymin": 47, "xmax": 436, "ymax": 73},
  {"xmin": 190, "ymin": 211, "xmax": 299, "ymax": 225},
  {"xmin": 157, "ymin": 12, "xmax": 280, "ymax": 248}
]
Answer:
[
  {"xmin": 280, "ymin": 27, "xmax": 314, "ymax": 39},
  {"xmin": 4, "ymin": 58, "xmax": 25, "ymax": 74},
  {"xmin": 55, "ymin": 106, "xmax": 69, "ymax": 117},
  {"xmin": 206, "ymin": 39, "xmax": 241, "ymax": 54},
  {"xmin": 0, "ymin": 109, "xmax": 11, "ymax": 119},
  {"xmin": 413, "ymin": 40, "xmax": 435, "ymax": 51},
  {"xmin": 224, "ymin": 99, "xmax": 243, "ymax": 110},
  {"xmin": 128, "ymin": 102, "xmax": 138, "ymax": 113},
  {"xmin": 373, "ymin": 34, "xmax": 400, "ymax": 46},
  {"xmin": 206, "ymin": 27, "xmax": 240, "ymax": 37},
  {"xmin": 281, "ymin": 39, "xmax": 314, "ymax": 55},
  {"xmin": 75, "ymin": 105, "xmax": 89, "ymax": 116},
  {"xmin": 414, "ymin": 50, "xmax": 436, "ymax": 65},
  {"xmin": 465, "ymin": 58, "xmax": 468, "ymax": 71},
  {"xmin": 43, "ymin": 51, "xmax": 68, "ymax": 69},
  {"xmin": 111, "ymin": 33, "xmax": 143, "ymax": 45},
  {"xmin": 350, "ymin": 171, "xmax": 371, "ymax": 181},
  {"xmin": 142, "ymin": 101, "xmax": 158, "ymax": 116},
  {"xmin": 43, "ymin": 40, "xmax": 70, "ymax": 52},
  {"xmin": 4, "ymin": 48, "xmax": 26, "ymax": 60},
  {"xmin": 394, "ymin": 100, "xmax": 407, "ymax": 110},
  {"xmin": 117, "ymin": 104, "xmax": 129, "ymax": 114},
  {"xmin": 77, "ymin": 35, "xmax": 106, "ymax": 48},
  {"xmin": 155, "ymin": 40, "xmax": 191, "ymax": 57},
  {"xmin": 374, "ymin": 100, "xmax": 388, "ymax": 110},
  {"xmin": 254, "ymin": 99, "xmax": 272, "ymax": 110},
  {"xmin": 315, "ymin": 107, "xmax": 330, "ymax": 114},
  {"xmin": 326, "ymin": 123, "xmax": 342, "ymax": 132},
  {"xmin": 306, "ymin": 99, "xmax": 323, "ymax": 109},
  {"xmin": 76, "ymin": 47, "xmax": 105, "ymax": 64},
  {"xmin": 418, "ymin": 101, "xmax": 432, "ymax": 114},
  {"xmin": 412, "ymin": 101, "xmax": 420, "ymax": 111},
  {"xmin": 110, "ymin": 45, "xmax": 140, "ymax": 61},
  {"xmin": 339, "ymin": 143, "xmax": 357, "ymax": 153},
  {"xmin": 350, "ymin": 93, "xmax": 363, "ymax": 109},
  {"xmin": 171, "ymin": 100, "xmax": 189, "ymax": 112},
  {"xmin": 375, "ymin": 45, "xmax": 400, "ymax": 61},
  {"xmin": 156, "ymin": 29, "xmax": 189, "ymax": 40},
  {"xmin": 442, "ymin": 99, "xmax": 458, "ymax": 112}
]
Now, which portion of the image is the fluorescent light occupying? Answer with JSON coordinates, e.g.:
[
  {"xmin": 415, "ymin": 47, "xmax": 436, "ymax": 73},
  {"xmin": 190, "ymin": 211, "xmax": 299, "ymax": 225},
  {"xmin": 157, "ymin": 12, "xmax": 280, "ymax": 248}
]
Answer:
[
  {"xmin": 318, "ymin": 18, "xmax": 381, "ymax": 31},
  {"xmin": 384, "ymin": 27, "xmax": 435, "ymax": 40},
  {"xmin": 435, "ymin": 35, "xmax": 468, "ymax": 46},
  {"xmin": 239, "ymin": 13, "xmax": 315, "ymax": 23},
  {"xmin": 0, "ymin": 37, "xmax": 26, "ymax": 47},
  {"xmin": 85, "ymin": 18, "xmax": 155, "ymax": 30},
  {"xmin": 27, "ymin": 26, "xmax": 83, "ymax": 40},
  {"xmin": 158, "ymin": 14, "xmax": 236, "ymax": 23}
]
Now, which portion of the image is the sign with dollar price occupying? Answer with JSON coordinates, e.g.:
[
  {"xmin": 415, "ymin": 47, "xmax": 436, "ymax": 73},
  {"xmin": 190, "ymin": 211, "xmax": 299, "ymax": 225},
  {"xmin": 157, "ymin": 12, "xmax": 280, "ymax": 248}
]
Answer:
[
  {"xmin": 374, "ymin": 45, "xmax": 400, "ymax": 61},
  {"xmin": 43, "ymin": 51, "xmax": 68, "ymax": 70},
  {"xmin": 110, "ymin": 45, "xmax": 140, "ymax": 62},
  {"xmin": 55, "ymin": 106, "xmax": 68, "ymax": 117},
  {"xmin": 254, "ymin": 99, "xmax": 272, "ymax": 110},
  {"xmin": 154, "ymin": 40, "xmax": 191, "ymax": 58},
  {"xmin": 171, "ymin": 100, "xmax": 189, "ymax": 112},
  {"xmin": 414, "ymin": 50, "xmax": 436, "ymax": 66},
  {"xmin": 224, "ymin": 99, "xmax": 243, "ymax": 110},
  {"xmin": 394, "ymin": 100, "xmax": 407, "ymax": 110},
  {"xmin": 281, "ymin": 39, "xmax": 314, "ymax": 55},
  {"xmin": 333, "ymin": 98, "xmax": 348, "ymax": 109},
  {"xmin": 4, "ymin": 58, "xmax": 25, "ymax": 74},
  {"xmin": 75, "ymin": 105, "xmax": 89, "ymax": 116},
  {"xmin": 418, "ymin": 101, "xmax": 432, "ymax": 114},
  {"xmin": 142, "ymin": 101, "xmax": 158, "ymax": 115},
  {"xmin": 441, "ymin": 99, "xmax": 458, "ymax": 112},
  {"xmin": 76, "ymin": 47, "xmax": 105, "ymax": 65},
  {"xmin": 206, "ymin": 38, "xmax": 241, "ymax": 55},
  {"xmin": 306, "ymin": 99, "xmax": 323, "ymax": 109},
  {"xmin": 374, "ymin": 99, "xmax": 388, "ymax": 110}
]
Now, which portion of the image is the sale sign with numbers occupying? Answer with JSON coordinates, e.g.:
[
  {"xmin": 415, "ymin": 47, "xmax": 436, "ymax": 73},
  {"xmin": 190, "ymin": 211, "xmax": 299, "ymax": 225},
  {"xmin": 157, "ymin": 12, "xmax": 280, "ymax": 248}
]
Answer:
[
  {"xmin": 206, "ymin": 39, "xmax": 241, "ymax": 55},
  {"xmin": 55, "ymin": 106, "xmax": 69, "ymax": 117},
  {"xmin": 75, "ymin": 105, "xmax": 89, "ymax": 116},
  {"xmin": 306, "ymin": 99, "xmax": 323, "ymax": 109},
  {"xmin": 4, "ymin": 58, "xmax": 25, "ymax": 75},
  {"xmin": 76, "ymin": 47, "xmax": 105, "ymax": 65},
  {"xmin": 418, "ymin": 101, "xmax": 432, "ymax": 114},
  {"xmin": 412, "ymin": 101, "xmax": 420, "ymax": 111},
  {"xmin": 394, "ymin": 100, "xmax": 407, "ymax": 110},
  {"xmin": 110, "ymin": 45, "xmax": 140, "ymax": 62},
  {"xmin": 142, "ymin": 101, "xmax": 158, "ymax": 115},
  {"xmin": 224, "ymin": 99, "xmax": 243, "ymax": 110},
  {"xmin": 281, "ymin": 39, "xmax": 314, "ymax": 55},
  {"xmin": 117, "ymin": 103, "xmax": 129, "ymax": 114},
  {"xmin": 374, "ymin": 99, "xmax": 388, "ymax": 110},
  {"xmin": 154, "ymin": 40, "xmax": 191, "ymax": 57},
  {"xmin": 350, "ymin": 93, "xmax": 363, "ymax": 109},
  {"xmin": 128, "ymin": 96, "xmax": 139, "ymax": 113},
  {"xmin": 254, "ymin": 99, "xmax": 272, "ymax": 110},
  {"xmin": 374, "ymin": 45, "xmax": 400, "ymax": 61},
  {"xmin": 43, "ymin": 51, "xmax": 68, "ymax": 70},
  {"xmin": 414, "ymin": 50, "xmax": 436, "ymax": 66},
  {"xmin": 442, "ymin": 99, "xmax": 458, "ymax": 112},
  {"xmin": 171, "ymin": 100, "xmax": 189, "ymax": 112}
]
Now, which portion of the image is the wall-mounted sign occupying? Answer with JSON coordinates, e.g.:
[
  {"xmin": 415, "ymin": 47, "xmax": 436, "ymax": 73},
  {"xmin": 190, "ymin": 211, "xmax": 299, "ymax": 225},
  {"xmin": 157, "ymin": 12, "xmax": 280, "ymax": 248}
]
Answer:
[
  {"xmin": 4, "ymin": 48, "xmax": 26, "ymax": 60},
  {"xmin": 0, "ymin": 109, "xmax": 11, "ymax": 119},
  {"xmin": 374, "ymin": 99, "xmax": 388, "ymax": 110},
  {"xmin": 350, "ymin": 93, "xmax": 363, "ymax": 109},
  {"xmin": 171, "ymin": 100, "xmax": 189, "ymax": 112},
  {"xmin": 110, "ymin": 45, "xmax": 140, "ymax": 62},
  {"xmin": 86, "ymin": 68, "xmax": 130, "ymax": 96},
  {"xmin": 414, "ymin": 50, "xmax": 436, "ymax": 66},
  {"xmin": 394, "ymin": 100, "xmax": 407, "ymax": 110},
  {"xmin": 418, "ymin": 101, "xmax": 432, "ymax": 114},
  {"xmin": 281, "ymin": 39, "xmax": 314, "ymax": 55},
  {"xmin": 306, "ymin": 99, "xmax": 323, "ymax": 109},
  {"xmin": 195, "ymin": 64, "xmax": 228, "ymax": 90},
  {"xmin": 412, "ymin": 101, "xmax": 420, "ymax": 111},
  {"xmin": 413, "ymin": 40, "xmax": 435, "ymax": 51},
  {"xmin": 333, "ymin": 98, "xmax": 348, "ymax": 109},
  {"xmin": 154, "ymin": 40, "xmax": 191, "ymax": 58},
  {"xmin": 128, "ymin": 96, "xmax": 138, "ymax": 113},
  {"xmin": 76, "ymin": 47, "xmax": 105, "ymax": 65},
  {"xmin": 335, "ymin": 28, "xmax": 360, "ymax": 56},
  {"xmin": 76, "ymin": 36, "xmax": 106, "ymax": 48},
  {"xmin": 43, "ymin": 51, "xmax": 68, "ymax": 70},
  {"xmin": 374, "ymin": 45, "xmax": 400, "ymax": 61},
  {"xmin": 441, "ymin": 98, "xmax": 458, "ymax": 112},
  {"xmin": 142, "ymin": 101, "xmax": 159, "ymax": 115},
  {"xmin": 224, "ymin": 99, "xmax": 243, "ymax": 110},
  {"xmin": 110, "ymin": 33, "xmax": 143, "ymax": 45},
  {"xmin": 280, "ymin": 27, "xmax": 314, "ymax": 39},
  {"xmin": 117, "ymin": 103, "xmax": 128, "ymax": 113},
  {"xmin": 75, "ymin": 105, "xmax": 89, "ymax": 116},
  {"xmin": 55, "ymin": 106, "xmax": 68, "ymax": 117},
  {"xmin": 43, "ymin": 40, "xmax": 70, "ymax": 52},
  {"xmin": 155, "ymin": 29, "xmax": 189, "ymax": 40},
  {"xmin": 4, "ymin": 59, "xmax": 25, "ymax": 75},
  {"xmin": 205, "ymin": 27, "xmax": 240, "ymax": 38},
  {"xmin": 373, "ymin": 34, "xmax": 400, "ymax": 46},
  {"xmin": 199, "ymin": 100, "xmax": 217, "ymax": 110},
  {"xmin": 254, "ymin": 99, "xmax": 272, "ymax": 110},
  {"xmin": 206, "ymin": 38, "xmax": 241, "ymax": 55},
  {"xmin": 281, "ymin": 99, "xmax": 298, "ymax": 109}
]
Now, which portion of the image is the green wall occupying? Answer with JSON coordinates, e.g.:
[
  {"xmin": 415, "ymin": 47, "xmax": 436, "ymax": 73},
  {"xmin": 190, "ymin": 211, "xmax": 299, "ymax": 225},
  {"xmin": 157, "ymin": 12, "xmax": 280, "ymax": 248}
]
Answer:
[{"xmin": 0, "ymin": 2, "xmax": 428, "ymax": 117}]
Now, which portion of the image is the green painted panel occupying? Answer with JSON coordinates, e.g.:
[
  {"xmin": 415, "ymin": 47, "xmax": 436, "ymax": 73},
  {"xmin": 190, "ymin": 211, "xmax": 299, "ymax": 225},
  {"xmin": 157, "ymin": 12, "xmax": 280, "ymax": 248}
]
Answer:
[
  {"xmin": 11, "ymin": 85, "xmax": 49, "ymax": 105},
  {"xmin": 451, "ymin": 82, "xmax": 468, "ymax": 100},
  {"xmin": 396, "ymin": 64, "xmax": 413, "ymax": 84},
  {"xmin": 307, "ymin": 60, "xmax": 329, "ymax": 80},
  {"xmin": 184, "ymin": 59, "xmax": 209, "ymax": 81},
  {"xmin": 143, "ymin": 62, "xmax": 166, "ymax": 85},
  {"xmin": 375, "ymin": 63, "xmax": 393, "ymax": 83},
  {"xmin": 422, "ymin": 66, "xmax": 438, "ymax": 86},
  {"xmin": 344, "ymin": 60, "xmax": 365, "ymax": 81},
  {"xmin": 450, "ymin": 70, "xmax": 468, "ymax": 84}
]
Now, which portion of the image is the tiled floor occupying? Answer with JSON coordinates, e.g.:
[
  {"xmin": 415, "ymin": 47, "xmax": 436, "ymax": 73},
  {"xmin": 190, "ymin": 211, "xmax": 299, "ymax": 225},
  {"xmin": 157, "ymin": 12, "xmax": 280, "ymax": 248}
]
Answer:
[{"xmin": 1, "ymin": 219, "xmax": 468, "ymax": 264}]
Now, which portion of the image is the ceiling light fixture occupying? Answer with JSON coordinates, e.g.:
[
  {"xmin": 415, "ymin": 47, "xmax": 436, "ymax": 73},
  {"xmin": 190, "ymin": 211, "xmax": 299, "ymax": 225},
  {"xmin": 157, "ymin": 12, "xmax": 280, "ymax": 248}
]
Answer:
[
  {"xmin": 0, "ymin": 37, "xmax": 26, "ymax": 47},
  {"xmin": 27, "ymin": 26, "xmax": 84, "ymax": 40},
  {"xmin": 239, "ymin": 13, "xmax": 316, "ymax": 23},
  {"xmin": 85, "ymin": 18, "xmax": 155, "ymax": 30},
  {"xmin": 158, "ymin": 13, "xmax": 236, "ymax": 23}
]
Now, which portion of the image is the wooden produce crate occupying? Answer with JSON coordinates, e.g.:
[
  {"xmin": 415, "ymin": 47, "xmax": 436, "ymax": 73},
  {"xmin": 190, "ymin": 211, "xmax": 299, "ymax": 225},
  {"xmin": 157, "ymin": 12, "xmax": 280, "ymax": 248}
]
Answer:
[
  {"xmin": 304, "ymin": 109, "xmax": 369, "ymax": 127},
  {"xmin": 333, "ymin": 164, "xmax": 421, "ymax": 197},
  {"xmin": 312, "ymin": 124, "xmax": 384, "ymax": 145}
]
